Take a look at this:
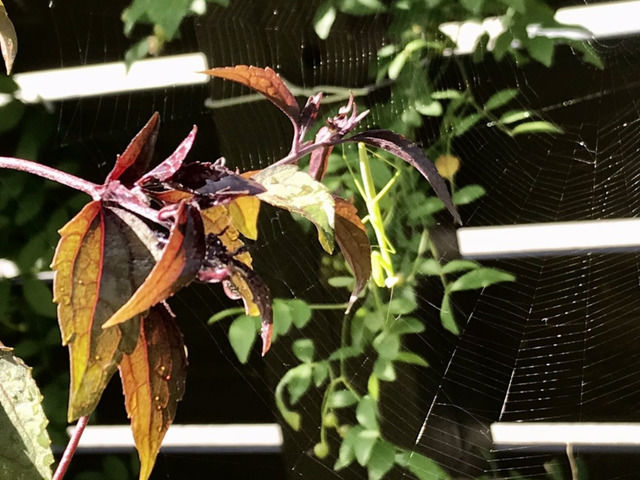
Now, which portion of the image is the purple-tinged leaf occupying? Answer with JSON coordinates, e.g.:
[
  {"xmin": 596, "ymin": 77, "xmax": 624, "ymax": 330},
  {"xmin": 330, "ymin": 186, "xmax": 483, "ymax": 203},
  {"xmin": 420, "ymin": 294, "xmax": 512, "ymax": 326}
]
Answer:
[
  {"xmin": 345, "ymin": 130, "xmax": 461, "ymax": 224},
  {"xmin": 309, "ymin": 145, "xmax": 333, "ymax": 181},
  {"xmin": 298, "ymin": 92, "xmax": 323, "ymax": 141},
  {"xmin": 137, "ymin": 125, "xmax": 198, "ymax": 185},
  {"xmin": 106, "ymin": 113, "xmax": 160, "ymax": 187}
]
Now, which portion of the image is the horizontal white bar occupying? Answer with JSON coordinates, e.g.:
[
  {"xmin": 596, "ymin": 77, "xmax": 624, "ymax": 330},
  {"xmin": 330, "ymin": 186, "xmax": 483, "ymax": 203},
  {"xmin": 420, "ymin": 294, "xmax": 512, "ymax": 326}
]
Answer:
[
  {"xmin": 491, "ymin": 422, "xmax": 640, "ymax": 447},
  {"xmin": 67, "ymin": 424, "xmax": 283, "ymax": 453},
  {"xmin": 457, "ymin": 218, "xmax": 640, "ymax": 258},
  {"xmin": 0, "ymin": 53, "xmax": 209, "ymax": 107},
  {"xmin": 440, "ymin": 0, "xmax": 640, "ymax": 55}
]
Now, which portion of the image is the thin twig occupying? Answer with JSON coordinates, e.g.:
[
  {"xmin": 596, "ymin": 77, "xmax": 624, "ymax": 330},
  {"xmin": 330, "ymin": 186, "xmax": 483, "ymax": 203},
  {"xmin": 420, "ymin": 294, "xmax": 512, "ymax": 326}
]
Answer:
[
  {"xmin": 0, "ymin": 157, "xmax": 100, "ymax": 199},
  {"xmin": 53, "ymin": 416, "xmax": 89, "ymax": 480}
]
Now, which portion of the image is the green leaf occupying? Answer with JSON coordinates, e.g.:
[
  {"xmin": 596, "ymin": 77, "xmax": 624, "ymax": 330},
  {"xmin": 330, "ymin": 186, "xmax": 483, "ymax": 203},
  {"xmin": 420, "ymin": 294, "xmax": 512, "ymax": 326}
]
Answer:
[
  {"xmin": 499, "ymin": 109, "xmax": 532, "ymax": 124},
  {"xmin": 367, "ymin": 374, "xmax": 379, "ymax": 401},
  {"xmin": 272, "ymin": 299, "xmax": 293, "ymax": 339},
  {"xmin": 460, "ymin": 0, "xmax": 484, "ymax": 14},
  {"xmin": 449, "ymin": 267, "xmax": 516, "ymax": 292},
  {"xmin": 417, "ymin": 258, "xmax": 441, "ymax": 276},
  {"xmin": 527, "ymin": 36, "xmax": 554, "ymax": 67},
  {"xmin": 368, "ymin": 440, "xmax": 396, "ymax": 480},
  {"xmin": 440, "ymin": 294, "xmax": 458, "ymax": 335},
  {"xmin": 328, "ymin": 276, "xmax": 355, "ymax": 288},
  {"xmin": 377, "ymin": 44, "xmax": 396, "ymax": 58},
  {"xmin": 289, "ymin": 299, "xmax": 312, "ymax": 328},
  {"xmin": 452, "ymin": 184, "xmax": 486, "ymax": 205},
  {"xmin": 372, "ymin": 333, "xmax": 400, "ymax": 360},
  {"xmin": 275, "ymin": 372, "xmax": 301, "ymax": 430},
  {"xmin": 356, "ymin": 395, "xmax": 379, "ymax": 431},
  {"xmin": 328, "ymin": 345, "xmax": 362, "ymax": 361},
  {"xmin": 396, "ymin": 351, "xmax": 429, "ymax": 367},
  {"xmin": 354, "ymin": 427, "xmax": 379, "ymax": 466},
  {"xmin": 388, "ymin": 51, "xmax": 408, "ymax": 80},
  {"xmin": 388, "ymin": 287, "xmax": 417, "ymax": 315},
  {"xmin": 292, "ymin": 339, "xmax": 314, "ymax": 363},
  {"xmin": 389, "ymin": 316, "xmax": 425, "ymax": 335},
  {"xmin": 0, "ymin": 100, "xmax": 25, "ymax": 134},
  {"xmin": 286, "ymin": 363, "xmax": 313, "ymax": 405},
  {"xmin": 453, "ymin": 113, "xmax": 483, "ymax": 136},
  {"xmin": 415, "ymin": 99, "xmax": 442, "ymax": 116},
  {"xmin": 337, "ymin": 0, "xmax": 386, "ymax": 15},
  {"xmin": 22, "ymin": 278, "xmax": 57, "ymax": 318},
  {"xmin": 396, "ymin": 451, "xmax": 448, "ymax": 480},
  {"xmin": 0, "ymin": 348, "xmax": 54, "ymax": 480},
  {"xmin": 431, "ymin": 89, "xmax": 462, "ymax": 100},
  {"xmin": 373, "ymin": 358, "xmax": 396, "ymax": 381},
  {"xmin": 313, "ymin": 1, "xmax": 337, "ymax": 40},
  {"xmin": 254, "ymin": 165, "xmax": 335, "ymax": 252},
  {"xmin": 335, "ymin": 428, "xmax": 356, "ymax": 470},
  {"xmin": 441, "ymin": 260, "xmax": 480, "ymax": 274},
  {"xmin": 484, "ymin": 88, "xmax": 518, "ymax": 111},
  {"xmin": 313, "ymin": 362, "xmax": 329, "ymax": 387},
  {"xmin": 510, "ymin": 121, "xmax": 562, "ymax": 135},
  {"xmin": 493, "ymin": 31, "xmax": 513, "ymax": 61},
  {"xmin": 228, "ymin": 315, "xmax": 260, "ymax": 364},
  {"xmin": 328, "ymin": 389, "xmax": 358, "ymax": 408}
]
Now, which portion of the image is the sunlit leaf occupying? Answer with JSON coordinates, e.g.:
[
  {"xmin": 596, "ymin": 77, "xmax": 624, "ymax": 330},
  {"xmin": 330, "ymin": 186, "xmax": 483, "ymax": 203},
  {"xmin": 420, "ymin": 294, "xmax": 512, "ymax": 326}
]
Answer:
[
  {"xmin": 228, "ymin": 315, "xmax": 260, "ymax": 364},
  {"xmin": 354, "ymin": 427, "xmax": 378, "ymax": 466},
  {"xmin": 510, "ymin": 120, "xmax": 562, "ymax": 136},
  {"xmin": 286, "ymin": 363, "xmax": 312, "ymax": 405},
  {"xmin": 103, "ymin": 203, "xmax": 204, "ymax": 329},
  {"xmin": 334, "ymin": 197, "xmax": 371, "ymax": 312},
  {"xmin": 328, "ymin": 390, "xmax": 358, "ymax": 408},
  {"xmin": 345, "ymin": 132, "xmax": 461, "ymax": 224},
  {"xmin": 228, "ymin": 195, "xmax": 260, "ymax": 240},
  {"xmin": 441, "ymin": 259, "xmax": 479, "ymax": 274},
  {"xmin": 0, "ymin": 347, "xmax": 54, "ymax": 480},
  {"xmin": 204, "ymin": 65, "xmax": 300, "ymax": 124},
  {"xmin": 105, "ymin": 113, "xmax": 160, "ymax": 187},
  {"xmin": 314, "ymin": 1, "xmax": 337, "ymax": 40},
  {"xmin": 453, "ymin": 113, "xmax": 483, "ymax": 136},
  {"xmin": 253, "ymin": 164, "xmax": 335, "ymax": 252},
  {"xmin": 499, "ymin": 109, "xmax": 532, "ymax": 124},
  {"xmin": 0, "ymin": 1, "xmax": 17, "ymax": 75},
  {"xmin": 434, "ymin": 154, "xmax": 460, "ymax": 182},
  {"xmin": 52, "ymin": 202, "xmax": 158, "ymax": 420},
  {"xmin": 388, "ymin": 51, "xmax": 408, "ymax": 80},
  {"xmin": 448, "ymin": 267, "xmax": 515, "ymax": 292},
  {"xmin": 119, "ymin": 305, "xmax": 187, "ymax": 480}
]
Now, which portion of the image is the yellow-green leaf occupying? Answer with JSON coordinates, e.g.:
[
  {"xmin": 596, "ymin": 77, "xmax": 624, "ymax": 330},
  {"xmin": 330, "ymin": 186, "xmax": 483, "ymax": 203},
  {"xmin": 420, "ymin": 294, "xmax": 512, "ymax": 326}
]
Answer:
[
  {"xmin": 252, "ymin": 164, "xmax": 335, "ymax": 252},
  {"xmin": 119, "ymin": 305, "xmax": 187, "ymax": 480},
  {"xmin": 228, "ymin": 195, "xmax": 260, "ymax": 240}
]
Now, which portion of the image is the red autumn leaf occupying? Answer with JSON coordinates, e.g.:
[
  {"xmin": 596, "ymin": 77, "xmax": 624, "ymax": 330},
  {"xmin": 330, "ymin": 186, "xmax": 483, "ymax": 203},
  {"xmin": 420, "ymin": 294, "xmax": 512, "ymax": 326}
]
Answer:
[
  {"xmin": 204, "ymin": 65, "xmax": 300, "ymax": 124},
  {"xmin": 105, "ymin": 112, "xmax": 160, "ymax": 187},
  {"xmin": 103, "ymin": 202, "xmax": 204, "ymax": 329},
  {"xmin": 52, "ymin": 201, "xmax": 161, "ymax": 420},
  {"xmin": 119, "ymin": 304, "xmax": 187, "ymax": 480},
  {"xmin": 334, "ymin": 197, "xmax": 371, "ymax": 312}
]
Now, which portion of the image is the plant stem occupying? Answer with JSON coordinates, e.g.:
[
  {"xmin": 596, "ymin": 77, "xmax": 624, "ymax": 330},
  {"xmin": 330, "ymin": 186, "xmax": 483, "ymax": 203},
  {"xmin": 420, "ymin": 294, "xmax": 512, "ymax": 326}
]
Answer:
[
  {"xmin": 308, "ymin": 302, "xmax": 350, "ymax": 311},
  {"xmin": 53, "ymin": 415, "xmax": 89, "ymax": 480},
  {"xmin": 0, "ymin": 157, "xmax": 100, "ymax": 199}
]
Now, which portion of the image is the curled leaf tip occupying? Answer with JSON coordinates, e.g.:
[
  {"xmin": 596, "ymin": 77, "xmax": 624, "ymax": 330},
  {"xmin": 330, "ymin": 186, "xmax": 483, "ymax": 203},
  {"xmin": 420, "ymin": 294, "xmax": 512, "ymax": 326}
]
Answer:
[{"xmin": 260, "ymin": 322, "xmax": 273, "ymax": 356}]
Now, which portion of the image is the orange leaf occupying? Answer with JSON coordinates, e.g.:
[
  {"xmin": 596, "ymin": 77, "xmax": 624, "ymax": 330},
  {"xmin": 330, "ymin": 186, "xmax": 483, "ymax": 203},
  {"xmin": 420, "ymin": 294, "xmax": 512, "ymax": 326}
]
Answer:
[
  {"xmin": 334, "ymin": 198, "xmax": 371, "ymax": 312},
  {"xmin": 204, "ymin": 65, "xmax": 300, "ymax": 122},
  {"xmin": 119, "ymin": 304, "xmax": 187, "ymax": 480},
  {"xmin": 105, "ymin": 112, "xmax": 160, "ymax": 186},
  {"xmin": 103, "ymin": 202, "xmax": 204, "ymax": 329},
  {"xmin": 52, "ymin": 202, "xmax": 160, "ymax": 420}
]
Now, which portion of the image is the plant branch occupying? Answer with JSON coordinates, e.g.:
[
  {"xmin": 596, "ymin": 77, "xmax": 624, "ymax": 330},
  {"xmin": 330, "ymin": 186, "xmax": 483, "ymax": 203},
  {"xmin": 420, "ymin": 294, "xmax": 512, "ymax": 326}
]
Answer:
[
  {"xmin": 0, "ymin": 157, "xmax": 101, "ymax": 199},
  {"xmin": 53, "ymin": 415, "xmax": 89, "ymax": 480}
]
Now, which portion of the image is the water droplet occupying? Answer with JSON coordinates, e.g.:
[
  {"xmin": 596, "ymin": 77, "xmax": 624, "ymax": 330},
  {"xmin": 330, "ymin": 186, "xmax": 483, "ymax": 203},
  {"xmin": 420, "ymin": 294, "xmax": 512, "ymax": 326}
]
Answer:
[
  {"xmin": 156, "ymin": 404, "xmax": 163, "ymax": 411},
  {"xmin": 154, "ymin": 396, "xmax": 160, "ymax": 402},
  {"xmin": 94, "ymin": 355, "xmax": 101, "ymax": 361},
  {"xmin": 165, "ymin": 375, "xmax": 171, "ymax": 381}
]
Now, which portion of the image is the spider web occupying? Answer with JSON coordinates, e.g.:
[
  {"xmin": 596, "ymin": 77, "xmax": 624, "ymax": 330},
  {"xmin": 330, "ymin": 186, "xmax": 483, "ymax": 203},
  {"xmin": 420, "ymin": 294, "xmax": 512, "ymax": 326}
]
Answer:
[{"xmin": 6, "ymin": 1, "xmax": 640, "ymax": 479}]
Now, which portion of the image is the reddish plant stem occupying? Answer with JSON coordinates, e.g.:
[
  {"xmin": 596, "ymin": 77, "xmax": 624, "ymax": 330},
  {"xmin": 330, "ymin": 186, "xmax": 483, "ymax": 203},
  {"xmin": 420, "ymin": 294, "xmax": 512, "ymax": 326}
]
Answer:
[
  {"xmin": 53, "ymin": 415, "xmax": 89, "ymax": 480},
  {"xmin": 0, "ymin": 156, "xmax": 101, "ymax": 199}
]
